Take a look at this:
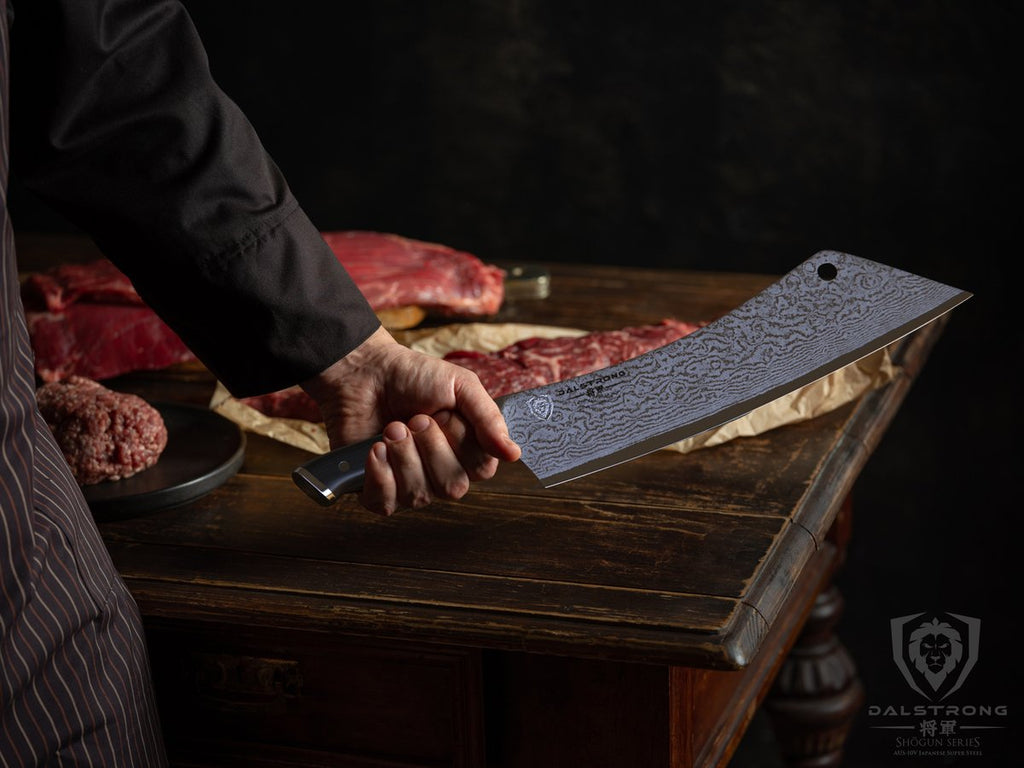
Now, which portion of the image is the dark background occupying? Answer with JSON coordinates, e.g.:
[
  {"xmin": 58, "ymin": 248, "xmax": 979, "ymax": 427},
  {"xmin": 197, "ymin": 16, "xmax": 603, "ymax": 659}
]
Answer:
[{"xmin": 9, "ymin": 2, "xmax": 1020, "ymax": 765}]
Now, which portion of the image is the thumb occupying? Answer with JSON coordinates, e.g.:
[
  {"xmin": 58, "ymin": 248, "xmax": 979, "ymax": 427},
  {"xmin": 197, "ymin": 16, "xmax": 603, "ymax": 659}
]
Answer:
[{"xmin": 453, "ymin": 376, "xmax": 521, "ymax": 463}]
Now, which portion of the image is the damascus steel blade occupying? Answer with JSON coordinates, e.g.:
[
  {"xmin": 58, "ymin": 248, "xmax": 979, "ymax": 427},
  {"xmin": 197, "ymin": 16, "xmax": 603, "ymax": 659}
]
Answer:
[{"xmin": 498, "ymin": 251, "xmax": 971, "ymax": 487}]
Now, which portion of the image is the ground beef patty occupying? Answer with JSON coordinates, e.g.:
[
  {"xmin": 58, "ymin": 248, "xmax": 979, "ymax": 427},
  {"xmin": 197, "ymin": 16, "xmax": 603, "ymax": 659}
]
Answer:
[{"xmin": 37, "ymin": 376, "xmax": 168, "ymax": 485}]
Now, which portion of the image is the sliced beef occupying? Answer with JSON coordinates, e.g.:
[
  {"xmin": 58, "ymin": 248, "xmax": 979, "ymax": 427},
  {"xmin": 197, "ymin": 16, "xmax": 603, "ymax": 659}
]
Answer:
[
  {"xmin": 323, "ymin": 231, "xmax": 505, "ymax": 316},
  {"xmin": 36, "ymin": 376, "xmax": 168, "ymax": 485}
]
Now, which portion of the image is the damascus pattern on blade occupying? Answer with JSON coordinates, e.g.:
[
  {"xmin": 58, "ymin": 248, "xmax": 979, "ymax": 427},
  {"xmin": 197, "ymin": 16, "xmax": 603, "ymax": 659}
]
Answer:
[{"xmin": 499, "ymin": 251, "xmax": 970, "ymax": 487}]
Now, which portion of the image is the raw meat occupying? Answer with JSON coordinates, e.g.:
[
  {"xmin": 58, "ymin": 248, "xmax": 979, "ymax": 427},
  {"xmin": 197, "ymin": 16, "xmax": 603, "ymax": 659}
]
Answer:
[
  {"xmin": 323, "ymin": 231, "xmax": 505, "ymax": 316},
  {"xmin": 22, "ymin": 230, "xmax": 501, "ymax": 382},
  {"xmin": 25, "ymin": 304, "xmax": 195, "ymax": 383},
  {"xmin": 21, "ymin": 259, "xmax": 195, "ymax": 382},
  {"xmin": 26, "ymin": 232, "xmax": 505, "ymax": 318},
  {"xmin": 36, "ymin": 376, "xmax": 168, "ymax": 485},
  {"xmin": 21, "ymin": 259, "xmax": 143, "ymax": 313},
  {"xmin": 444, "ymin": 320, "xmax": 701, "ymax": 398},
  {"xmin": 240, "ymin": 386, "xmax": 323, "ymax": 423},
  {"xmin": 240, "ymin": 320, "xmax": 701, "ymax": 421}
]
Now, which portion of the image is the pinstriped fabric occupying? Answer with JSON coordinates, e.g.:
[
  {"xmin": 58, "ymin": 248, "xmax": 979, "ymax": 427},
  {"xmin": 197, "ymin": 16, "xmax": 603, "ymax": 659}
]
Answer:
[{"xmin": 1, "ymin": 2, "xmax": 168, "ymax": 764}]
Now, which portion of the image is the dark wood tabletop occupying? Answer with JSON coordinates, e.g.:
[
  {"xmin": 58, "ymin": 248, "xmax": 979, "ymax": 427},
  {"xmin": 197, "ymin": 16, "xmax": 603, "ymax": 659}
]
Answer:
[{"xmin": 16, "ymin": 234, "xmax": 950, "ymax": 767}]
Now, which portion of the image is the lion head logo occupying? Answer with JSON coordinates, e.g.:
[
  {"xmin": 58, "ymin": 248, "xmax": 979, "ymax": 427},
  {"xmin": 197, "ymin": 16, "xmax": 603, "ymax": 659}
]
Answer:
[
  {"xmin": 891, "ymin": 612, "xmax": 980, "ymax": 701},
  {"xmin": 908, "ymin": 619, "xmax": 963, "ymax": 692}
]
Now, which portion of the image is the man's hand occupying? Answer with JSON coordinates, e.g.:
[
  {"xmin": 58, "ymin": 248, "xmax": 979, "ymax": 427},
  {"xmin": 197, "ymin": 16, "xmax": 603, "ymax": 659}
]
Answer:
[{"xmin": 301, "ymin": 326, "xmax": 521, "ymax": 515}]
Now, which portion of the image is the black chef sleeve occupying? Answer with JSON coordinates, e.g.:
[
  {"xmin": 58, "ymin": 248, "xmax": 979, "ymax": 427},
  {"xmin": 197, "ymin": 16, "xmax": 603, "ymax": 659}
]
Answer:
[{"xmin": 9, "ymin": 0, "xmax": 381, "ymax": 397}]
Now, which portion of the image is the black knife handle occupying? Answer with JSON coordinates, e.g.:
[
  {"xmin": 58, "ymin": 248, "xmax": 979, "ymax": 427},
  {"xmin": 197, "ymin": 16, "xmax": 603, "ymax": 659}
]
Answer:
[{"xmin": 291, "ymin": 435, "xmax": 380, "ymax": 506}]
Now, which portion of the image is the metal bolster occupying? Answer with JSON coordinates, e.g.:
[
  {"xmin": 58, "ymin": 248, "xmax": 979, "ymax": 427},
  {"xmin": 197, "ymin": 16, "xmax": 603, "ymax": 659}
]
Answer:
[{"xmin": 292, "ymin": 467, "xmax": 336, "ymax": 506}]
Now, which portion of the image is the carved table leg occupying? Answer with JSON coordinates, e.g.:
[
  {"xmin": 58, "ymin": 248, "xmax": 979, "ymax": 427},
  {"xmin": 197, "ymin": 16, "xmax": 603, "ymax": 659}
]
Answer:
[{"xmin": 764, "ymin": 584, "xmax": 864, "ymax": 767}]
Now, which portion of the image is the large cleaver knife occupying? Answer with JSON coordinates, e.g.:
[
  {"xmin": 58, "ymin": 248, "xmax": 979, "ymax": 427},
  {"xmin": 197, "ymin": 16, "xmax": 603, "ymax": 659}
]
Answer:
[{"xmin": 293, "ymin": 251, "xmax": 970, "ymax": 505}]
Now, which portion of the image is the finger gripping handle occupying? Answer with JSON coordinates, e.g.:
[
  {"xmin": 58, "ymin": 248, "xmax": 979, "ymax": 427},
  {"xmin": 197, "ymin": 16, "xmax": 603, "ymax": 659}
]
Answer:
[{"xmin": 291, "ymin": 435, "xmax": 379, "ymax": 506}]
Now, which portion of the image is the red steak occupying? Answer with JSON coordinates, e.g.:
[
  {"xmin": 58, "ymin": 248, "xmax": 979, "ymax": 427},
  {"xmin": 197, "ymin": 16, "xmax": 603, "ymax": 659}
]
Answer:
[
  {"xmin": 26, "ymin": 304, "xmax": 195, "ymax": 383},
  {"xmin": 323, "ymin": 231, "xmax": 505, "ymax": 316}
]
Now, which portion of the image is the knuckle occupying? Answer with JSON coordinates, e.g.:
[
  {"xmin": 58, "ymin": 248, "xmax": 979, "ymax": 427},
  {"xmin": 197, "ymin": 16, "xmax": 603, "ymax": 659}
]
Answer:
[
  {"xmin": 408, "ymin": 489, "xmax": 433, "ymax": 509},
  {"xmin": 444, "ymin": 476, "xmax": 470, "ymax": 499},
  {"xmin": 469, "ymin": 457, "xmax": 498, "ymax": 481}
]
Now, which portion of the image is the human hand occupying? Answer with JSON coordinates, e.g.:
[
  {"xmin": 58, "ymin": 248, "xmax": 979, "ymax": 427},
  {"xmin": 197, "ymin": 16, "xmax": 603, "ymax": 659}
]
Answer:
[{"xmin": 301, "ymin": 326, "xmax": 521, "ymax": 515}]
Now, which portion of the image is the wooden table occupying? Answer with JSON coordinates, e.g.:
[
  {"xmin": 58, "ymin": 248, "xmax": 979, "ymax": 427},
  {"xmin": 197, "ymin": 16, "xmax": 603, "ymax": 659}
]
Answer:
[{"xmin": 18, "ymin": 236, "xmax": 950, "ymax": 768}]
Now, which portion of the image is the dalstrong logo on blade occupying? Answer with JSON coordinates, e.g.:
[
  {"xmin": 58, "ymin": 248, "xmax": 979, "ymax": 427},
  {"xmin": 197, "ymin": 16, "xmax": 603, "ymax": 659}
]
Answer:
[{"xmin": 891, "ymin": 612, "xmax": 980, "ymax": 701}]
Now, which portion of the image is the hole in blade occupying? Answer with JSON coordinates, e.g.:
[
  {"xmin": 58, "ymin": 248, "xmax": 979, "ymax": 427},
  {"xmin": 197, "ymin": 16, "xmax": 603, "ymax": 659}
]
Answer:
[{"xmin": 817, "ymin": 262, "xmax": 838, "ymax": 281}]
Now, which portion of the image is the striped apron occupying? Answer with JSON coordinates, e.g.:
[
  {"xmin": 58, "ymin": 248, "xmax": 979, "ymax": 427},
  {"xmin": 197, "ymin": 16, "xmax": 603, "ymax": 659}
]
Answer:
[{"xmin": 0, "ymin": 2, "xmax": 168, "ymax": 764}]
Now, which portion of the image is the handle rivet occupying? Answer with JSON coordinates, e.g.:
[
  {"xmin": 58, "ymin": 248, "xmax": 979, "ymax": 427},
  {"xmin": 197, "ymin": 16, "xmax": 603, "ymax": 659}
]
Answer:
[{"xmin": 337, "ymin": 460, "xmax": 350, "ymax": 473}]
